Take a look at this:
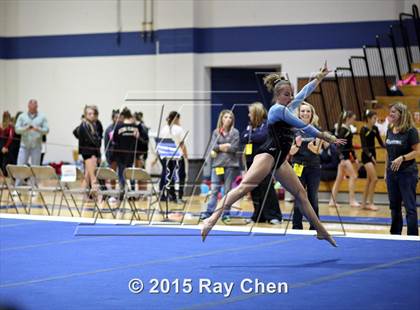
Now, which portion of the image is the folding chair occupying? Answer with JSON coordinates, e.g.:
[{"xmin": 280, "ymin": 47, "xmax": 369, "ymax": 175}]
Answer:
[
  {"xmin": 0, "ymin": 169, "xmax": 19, "ymax": 214},
  {"xmin": 60, "ymin": 167, "xmax": 87, "ymax": 216},
  {"xmin": 123, "ymin": 167, "xmax": 162, "ymax": 222},
  {"xmin": 6, "ymin": 165, "xmax": 35, "ymax": 214},
  {"xmin": 30, "ymin": 165, "xmax": 78, "ymax": 217},
  {"xmin": 93, "ymin": 167, "xmax": 123, "ymax": 220},
  {"xmin": 0, "ymin": 169, "xmax": 7, "ymax": 205}
]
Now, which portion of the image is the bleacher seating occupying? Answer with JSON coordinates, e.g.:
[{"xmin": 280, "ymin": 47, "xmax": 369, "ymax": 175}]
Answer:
[{"xmin": 318, "ymin": 63, "xmax": 420, "ymax": 198}]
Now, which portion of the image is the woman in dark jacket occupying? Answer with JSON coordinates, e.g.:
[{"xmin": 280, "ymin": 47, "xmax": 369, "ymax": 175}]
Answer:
[
  {"xmin": 289, "ymin": 101, "xmax": 326, "ymax": 230},
  {"xmin": 112, "ymin": 108, "xmax": 139, "ymax": 186},
  {"xmin": 8, "ymin": 111, "xmax": 22, "ymax": 166},
  {"xmin": 241, "ymin": 102, "xmax": 282, "ymax": 224},
  {"xmin": 104, "ymin": 110, "xmax": 120, "ymax": 172},
  {"xmin": 0, "ymin": 111, "xmax": 15, "ymax": 175},
  {"xmin": 73, "ymin": 105, "xmax": 102, "ymax": 192}
]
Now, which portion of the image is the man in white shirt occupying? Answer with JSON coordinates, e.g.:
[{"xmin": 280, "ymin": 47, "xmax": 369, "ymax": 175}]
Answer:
[{"xmin": 15, "ymin": 99, "xmax": 49, "ymax": 166}]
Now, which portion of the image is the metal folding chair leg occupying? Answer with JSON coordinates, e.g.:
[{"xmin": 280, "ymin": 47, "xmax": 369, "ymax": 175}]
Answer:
[
  {"xmin": 103, "ymin": 198, "xmax": 117, "ymax": 219},
  {"xmin": 126, "ymin": 198, "xmax": 142, "ymax": 222},
  {"xmin": 1, "ymin": 189, "xmax": 8, "ymax": 212},
  {"xmin": 59, "ymin": 192, "xmax": 79, "ymax": 217},
  {"xmin": 63, "ymin": 190, "xmax": 84, "ymax": 217},
  {"xmin": 0, "ymin": 185, "xmax": 18, "ymax": 214},
  {"xmin": 12, "ymin": 191, "xmax": 30, "ymax": 214},
  {"xmin": 69, "ymin": 193, "xmax": 83, "ymax": 216},
  {"xmin": 91, "ymin": 195, "xmax": 107, "ymax": 223},
  {"xmin": 152, "ymin": 187, "xmax": 164, "ymax": 213},
  {"xmin": 50, "ymin": 191, "xmax": 57, "ymax": 215},
  {"xmin": 37, "ymin": 192, "xmax": 51, "ymax": 216},
  {"xmin": 6, "ymin": 191, "xmax": 19, "ymax": 214},
  {"xmin": 0, "ymin": 187, "xmax": 3, "ymax": 207}
]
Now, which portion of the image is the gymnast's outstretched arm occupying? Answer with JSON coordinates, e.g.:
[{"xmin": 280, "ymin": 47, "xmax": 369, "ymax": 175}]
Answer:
[
  {"xmin": 287, "ymin": 79, "xmax": 319, "ymax": 112},
  {"xmin": 283, "ymin": 107, "xmax": 320, "ymax": 137},
  {"xmin": 268, "ymin": 105, "xmax": 343, "ymax": 144},
  {"xmin": 288, "ymin": 62, "xmax": 330, "ymax": 111}
]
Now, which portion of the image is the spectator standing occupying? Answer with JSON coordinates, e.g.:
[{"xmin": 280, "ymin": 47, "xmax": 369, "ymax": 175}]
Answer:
[
  {"xmin": 104, "ymin": 109, "xmax": 121, "ymax": 172},
  {"xmin": 0, "ymin": 111, "xmax": 15, "ymax": 175},
  {"xmin": 8, "ymin": 112, "xmax": 23, "ymax": 165},
  {"xmin": 201, "ymin": 110, "xmax": 240, "ymax": 222},
  {"xmin": 73, "ymin": 105, "xmax": 101, "ymax": 193},
  {"xmin": 385, "ymin": 103, "xmax": 419, "ymax": 236},
  {"xmin": 240, "ymin": 102, "xmax": 282, "ymax": 224},
  {"xmin": 329, "ymin": 111, "xmax": 360, "ymax": 208},
  {"xmin": 360, "ymin": 110, "xmax": 385, "ymax": 211},
  {"xmin": 15, "ymin": 99, "xmax": 49, "ymax": 167},
  {"xmin": 159, "ymin": 111, "xmax": 188, "ymax": 203},
  {"xmin": 113, "ymin": 108, "xmax": 139, "ymax": 187},
  {"xmin": 289, "ymin": 102, "xmax": 326, "ymax": 230}
]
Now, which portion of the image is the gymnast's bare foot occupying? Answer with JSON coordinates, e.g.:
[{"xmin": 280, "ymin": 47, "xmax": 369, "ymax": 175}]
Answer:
[
  {"xmin": 315, "ymin": 224, "xmax": 338, "ymax": 247},
  {"xmin": 316, "ymin": 233, "xmax": 338, "ymax": 247},
  {"xmin": 201, "ymin": 218, "xmax": 217, "ymax": 242},
  {"xmin": 362, "ymin": 203, "xmax": 378, "ymax": 211},
  {"xmin": 201, "ymin": 205, "xmax": 225, "ymax": 241},
  {"xmin": 328, "ymin": 202, "xmax": 341, "ymax": 208}
]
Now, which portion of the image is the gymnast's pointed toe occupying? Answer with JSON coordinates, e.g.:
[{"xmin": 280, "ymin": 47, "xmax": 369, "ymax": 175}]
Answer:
[
  {"xmin": 201, "ymin": 219, "xmax": 216, "ymax": 242},
  {"xmin": 317, "ymin": 234, "xmax": 338, "ymax": 247}
]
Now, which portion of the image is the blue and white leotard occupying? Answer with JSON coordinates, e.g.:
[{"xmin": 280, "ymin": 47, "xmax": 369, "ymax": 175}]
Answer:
[{"xmin": 256, "ymin": 79, "xmax": 321, "ymax": 168}]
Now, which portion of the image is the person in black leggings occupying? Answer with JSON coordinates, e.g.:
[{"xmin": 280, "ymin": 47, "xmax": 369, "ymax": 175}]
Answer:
[
  {"xmin": 329, "ymin": 111, "xmax": 360, "ymax": 208},
  {"xmin": 113, "ymin": 108, "xmax": 139, "ymax": 187},
  {"xmin": 159, "ymin": 111, "xmax": 188, "ymax": 204},
  {"xmin": 241, "ymin": 102, "xmax": 283, "ymax": 224},
  {"xmin": 290, "ymin": 101, "xmax": 326, "ymax": 230},
  {"xmin": 385, "ymin": 103, "xmax": 419, "ymax": 236},
  {"xmin": 360, "ymin": 110, "xmax": 385, "ymax": 211},
  {"xmin": 73, "ymin": 105, "xmax": 102, "ymax": 194}
]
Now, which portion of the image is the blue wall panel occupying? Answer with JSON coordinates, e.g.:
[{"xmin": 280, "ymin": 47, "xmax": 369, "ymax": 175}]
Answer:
[{"xmin": 0, "ymin": 20, "xmax": 402, "ymax": 59}]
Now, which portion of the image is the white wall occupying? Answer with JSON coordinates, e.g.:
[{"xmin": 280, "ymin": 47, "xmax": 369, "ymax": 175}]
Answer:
[
  {"xmin": 2, "ymin": 52, "xmax": 205, "ymax": 161},
  {"xmin": 1, "ymin": 0, "xmax": 418, "ymax": 163},
  {"xmin": 0, "ymin": 60, "xmax": 4, "ymax": 110},
  {"xmin": 3, "ymin": 0, "xmax": 415, "ymax": 37},
  {"xmin": 194, "ymin": 0, "xmax": 410, "ymax": 27},
  {"xmin": 198, "ymin": 49, "xmax": 363, "ymax": 86},
  {"xmin": 1, "ymin": 0, "xmax": 200, "ymax": 162},
  {"xmin": 3, "ymin": 0, "xmax": 143, "ymax": 36},
  {"xmin": 2, "ymin": 0, "xmax": 198, "ymax": 37},
  {"xmin": 4, "ymin": 56, "xmax": 155, "ymax": 161},
  {"xmin": 0, "ymin": 0, "xmax": 5, "ymax": 36},
  {"xmin": 0, "ymin": 0, "xmax": 5, "ymax": 109},
  {"xmin": 155, "ymin": 0, "xmax": 195, "ymax": 30}
]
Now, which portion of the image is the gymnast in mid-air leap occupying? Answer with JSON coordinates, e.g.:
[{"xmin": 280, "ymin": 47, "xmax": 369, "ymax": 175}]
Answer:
[{"xmin": 201, "ymin": 62, "xmax": 346, "ymax": 247}]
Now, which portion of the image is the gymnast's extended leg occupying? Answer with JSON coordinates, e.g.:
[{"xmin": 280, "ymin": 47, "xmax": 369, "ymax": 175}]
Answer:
[
  {"xmin": 201, "ymin": 153, "xmax": 337, "ymax": 247},
  {"xmin": 275, "ymin": 161, "xmax": 336, "ymax": 246},
  {"xmin": 201, "ymin": 153, "xmax": 274, "ymax": 238}
]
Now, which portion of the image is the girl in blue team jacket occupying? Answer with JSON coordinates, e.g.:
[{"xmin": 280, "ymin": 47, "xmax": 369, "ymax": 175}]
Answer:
[{"xmin": 202, "ymin": 62, "xmax": 346, "ymax": 247}]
